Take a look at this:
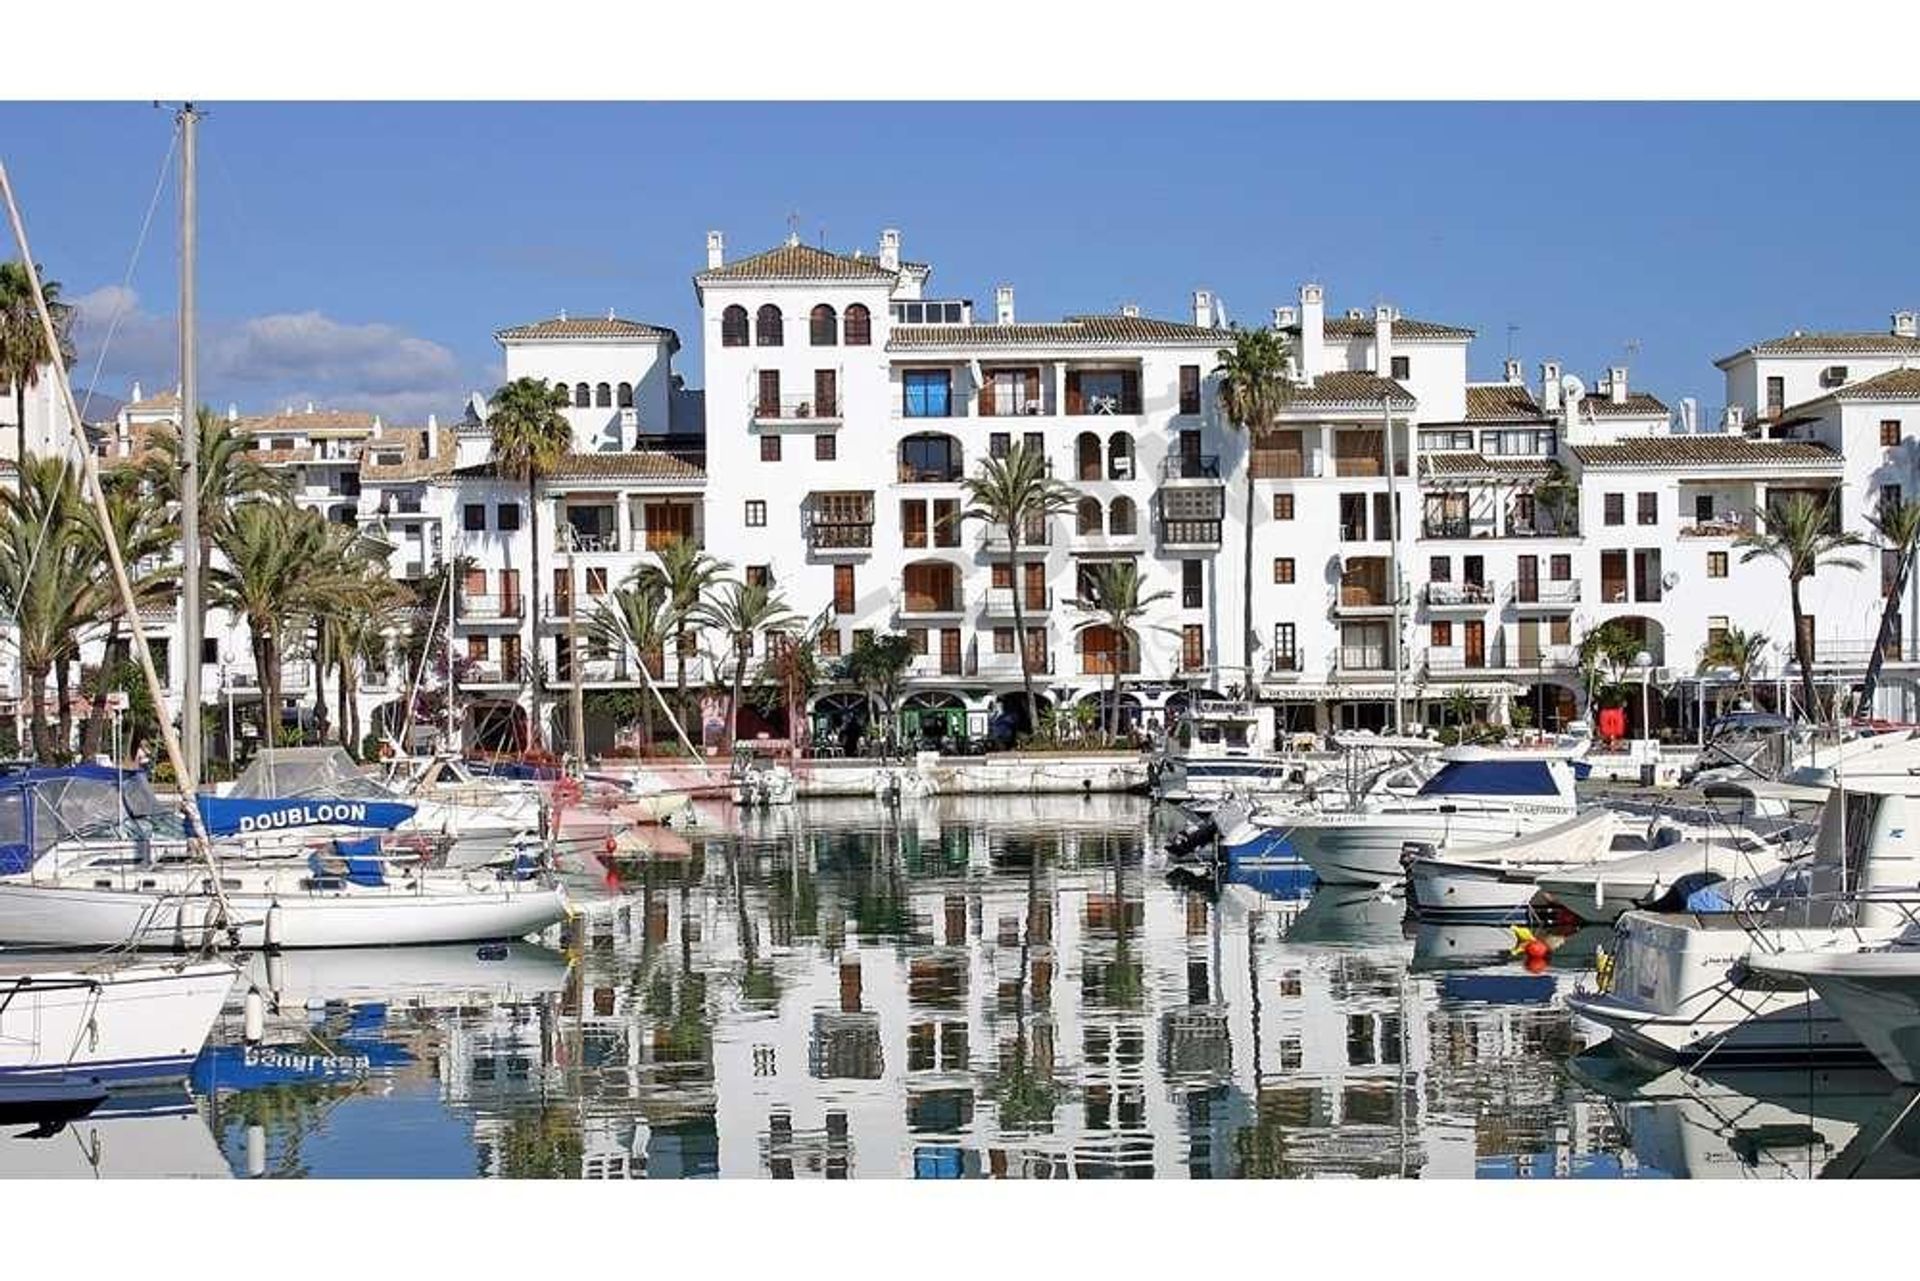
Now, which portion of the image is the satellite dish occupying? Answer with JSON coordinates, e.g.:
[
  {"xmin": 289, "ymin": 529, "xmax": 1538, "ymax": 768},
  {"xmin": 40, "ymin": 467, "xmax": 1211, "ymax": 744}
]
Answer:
[
  {"xmin": 1561, "ymin": 374, "xmax": 1586, "ymax": 404},
  {"xmin": 1662, "ymin": 570, "xmax": 1679, "ymax": 590}
]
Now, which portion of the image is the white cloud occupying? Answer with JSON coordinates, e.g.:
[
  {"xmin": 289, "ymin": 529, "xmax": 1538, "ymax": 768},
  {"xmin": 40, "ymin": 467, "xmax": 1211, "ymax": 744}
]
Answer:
[{"xmin": 69, "ymin": 286, "xmax": 473, "ymax": 421}]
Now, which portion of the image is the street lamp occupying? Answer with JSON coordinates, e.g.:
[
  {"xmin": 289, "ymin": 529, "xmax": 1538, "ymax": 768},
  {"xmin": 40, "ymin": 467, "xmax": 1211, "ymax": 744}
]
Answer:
[{"xmin": 220, "ymin": 648, "xmax": 237, "ymax": 769}]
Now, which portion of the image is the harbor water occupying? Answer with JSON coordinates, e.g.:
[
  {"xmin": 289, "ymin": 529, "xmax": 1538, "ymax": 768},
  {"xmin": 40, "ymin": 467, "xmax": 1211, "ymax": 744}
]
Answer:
[{"xmin": 10, "ymin": 794, "xmax": 1917, "ymax": 1179}]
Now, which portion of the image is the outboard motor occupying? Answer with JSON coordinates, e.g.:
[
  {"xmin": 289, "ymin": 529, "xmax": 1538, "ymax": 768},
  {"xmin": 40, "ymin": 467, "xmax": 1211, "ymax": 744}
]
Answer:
[{"xmin": 1165, "ymin": 815, "xmax": 1219, "ymax": 859}]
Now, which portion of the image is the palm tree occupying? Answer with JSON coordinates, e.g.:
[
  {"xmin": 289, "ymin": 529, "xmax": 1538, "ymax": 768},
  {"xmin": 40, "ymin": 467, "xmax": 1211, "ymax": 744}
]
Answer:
[
  {"xmin": 486, "ymin": 377, "xmax": 574, "ymax": 749},
  {"xmin": 77, "ymin": 468, "xmax": 178, "ymax": 760},
  {"xmin": 961, "ymin": 441, "xmax": 1080, "ymax": 736},
  {"xmin": 587, "ymin": 582, "xmax": 674, "ymax": 751},
  {"xmin": 0, "ymin": 456, "xmax": 92, "ymax": 758},
  {"xmin": 1861, "ymin": 497, "xmax": 1920, "ymax": 716},
  {"xmin": 316, "ymin": 528, "xmax": 412, "ymax": 755},
  {"xmin": 699, "ymin": 578, "xmax": 798, "ymax": 753},
  {"xmin": 1738, "ymin": 494, "xmax": 1866, "ymax": 724},
  {"xmin": 0, "ymin": 260, "xmax": 75, "ymax": 466},
  {"xmin": 1701, "ymin": 623, "xmax": 1769, "ymax": 718},
  {"xmin": 1578, "ymin": 619, "xmax": 1644, "ymax": 713},
  {"xmin": 630, "ymin": 536, "xmax": 731, "ymax": 743},
  {"xmin": 840, "ymin": 631, "xmax": 915, "ymax": 753},
  {"xmin": 1069, "ymin": 560, "xmax": 1174, "ymax": 739},
  {"xmin": 1213, "ymin": 325, "xmax": 1292, "ymax": 691},
  {"xmin": 210, "ymin": 503, "xmax": 355, "ymax": 747}
]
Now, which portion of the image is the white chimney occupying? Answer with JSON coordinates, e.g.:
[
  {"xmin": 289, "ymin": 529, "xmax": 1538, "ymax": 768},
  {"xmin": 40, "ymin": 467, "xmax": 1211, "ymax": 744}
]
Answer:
[
  {"xmin": 706, "ymin": 230, "xmax": 724, "ymax": 270},
  {"xmin": 1273, "ymin": 305, "xmax": 1297, "ymax": 330},
  {"xmin": 1723, "ymin": 405, "xmax": 1746, "ymax": 432},
  {"xmin": 1539, "ymin": 361, "xmax": 1563, "ymax": 413},
  {"xmin": 879, "ymin": 229, "xmax": 901, "ymax": 272},
  {"xmin": 1608, "ymin": 366, "xmax": 1628, "ymax": 405},
  {"xmin": 995, "ymin": 284, "xmax": 1015, "ymax": 325},
  {"xmin": 1298, "ymin": 283, "xmax": 1326, "ymax": 383},
  {"xmin": 129, "ymin": 380, "xmax": 142, "ymax": 404},
  {"xmin": 1374, "ymin": 304, "xmax": 1395, "ymax": 378},
  {"xmin": 425, "ymin": 413, "xmax": 439, "ymax": 457},
  {"xmin": 372, "ymin": 414, "xmax": 383, "ymax": 430},
  {"xmin": 226, "ymin": 403, "xmax": 238, "ymax": 422},
  {"xmin": 305, "ymin": 401, "xmax": 315, "ymax": 414},
  {"xmin": 1678, "ymin": 397, "xmax": 1697, "ymax": 434},
  {"xmin": 1192, "ymin": 289, "xmax": 1215, "ymax": 329},
  {"xmin": 1120, "ymin": 302, "xmax": 1140, "ymax": 319},
  {"xmin": 1895, "ymin": 311, "xmax": 1919, "ymax": 339},
  {"xmin": 1503, "ymin": 358, "xmax": 1522, "ymax": 384}
]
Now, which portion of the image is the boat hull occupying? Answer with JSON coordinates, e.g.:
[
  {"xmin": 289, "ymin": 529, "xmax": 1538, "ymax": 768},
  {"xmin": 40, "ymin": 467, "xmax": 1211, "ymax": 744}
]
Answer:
[
  {"xmin": 1407, "ymin": 857, "xmax": 1542, "ymax": 918},
  {"xmin": 1279, "ymin": 809, "xmax": 1558, "ymax": 887},
  {"xmin": 0, "ymin": 958, "xmax": 237, "ymax": 1086},
  {"xmin": 1752, "ymin": 954, "xmax": 1920, "ymax": 1085},
  {"xmin": 0, "ymin": 882, "xmax": 570, "ymax": 951}
]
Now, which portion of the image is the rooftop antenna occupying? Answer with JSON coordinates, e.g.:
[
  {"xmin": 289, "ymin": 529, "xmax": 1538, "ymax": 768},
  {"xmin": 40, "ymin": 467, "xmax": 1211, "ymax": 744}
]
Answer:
[
  {"xmin": 1505, "ymin": 323, "xmax": 1519, "ymax": 360},
  {"xmin": 785, "ymin": 209, "xmax": 801, "ymax": 247},
  {"xmin": 1624, "ymin": 337, "xmax": 1641, "ymax": 365}
]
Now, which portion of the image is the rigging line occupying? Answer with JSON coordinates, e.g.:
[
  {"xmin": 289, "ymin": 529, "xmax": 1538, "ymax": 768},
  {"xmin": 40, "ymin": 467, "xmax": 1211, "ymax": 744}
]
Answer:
[{"xmin": 75, "ymin": 122, "xmax": 179, "ymax": 426}]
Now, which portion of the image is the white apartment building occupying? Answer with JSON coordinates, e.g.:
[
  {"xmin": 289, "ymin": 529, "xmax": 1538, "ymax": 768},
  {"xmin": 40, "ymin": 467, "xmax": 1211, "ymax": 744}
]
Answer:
[{"xmin": 8, "ymin": 224, "xmax": 1920, "ymax": 759}]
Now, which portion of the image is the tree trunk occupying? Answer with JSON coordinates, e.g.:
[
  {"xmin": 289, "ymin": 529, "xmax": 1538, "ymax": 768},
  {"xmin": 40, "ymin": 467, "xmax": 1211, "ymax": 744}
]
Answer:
[
  {"xmin": 1242, "ymin": 462, "xmax": 1256, "ymax": 694},
  {"xmin": 674, "ymin": 625, "xmax": 690, "ymax": 750},
  {"xmin": 1008, "ymin": 516, "xmax": 1034, "ymax": 742},
  {"xmin": 336, "ymin": 647, "xmax": 352, "ymax": 752},
  {"xmin": 26, "ymin": 661, "xmax": 52, "ymax": 761},
  {"xmin": 80, "ymin": 617, "xmax": 120, "ymax": 760},
  {"xmin": 730, "ymin": 650, "xmax": 749, "ymax": 755},
  {"xmin": 260, "ymin": 630, "xmax": 282, "ymax": 749},
  {"xmin": 1859, "ymin": 547, "xmax": 1914, "ymax": 717},
  {"xmin": 1790, "ymin": 575, "xmax": 1819, "ymax": 725},
  {"xmin": 13, "ymin": 386, "xmax": 24, "ymax": 480},
  {"xmin": 55, "ymin": 655, "xmax": 72, "ymax": 760},
  {"xmin": 527, "ymin": 473, "xmax": 544, "ymax": 750}
]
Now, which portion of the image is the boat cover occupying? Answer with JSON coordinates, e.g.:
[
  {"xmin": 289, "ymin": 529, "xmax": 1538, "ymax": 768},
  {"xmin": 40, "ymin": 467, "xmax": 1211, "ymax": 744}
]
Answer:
[
  {"xmin": 0, "ymin": 764, "xmax": 176, "ymax": 875},
  {"xmin": 1417, "ymin": 759, "xmax": 1559, "ymax": 797}
]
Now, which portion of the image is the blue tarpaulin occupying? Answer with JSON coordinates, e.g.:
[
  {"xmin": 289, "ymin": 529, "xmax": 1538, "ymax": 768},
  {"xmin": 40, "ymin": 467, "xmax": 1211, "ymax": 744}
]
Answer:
[{"xmin": 196, "ymin": 795, "xmax": 415, "ymax": 836}]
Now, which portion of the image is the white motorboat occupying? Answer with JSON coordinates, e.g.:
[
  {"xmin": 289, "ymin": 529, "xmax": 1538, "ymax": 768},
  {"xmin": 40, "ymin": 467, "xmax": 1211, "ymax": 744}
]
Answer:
[
  {"xmin": 1154, "ymin": 700, "xmax": 1323, "ymax": 806},
  {"xmin": 1566, "ymin": 748, "xmax": 1920, "ymax": 1068},
  {"xmin": 0, "ymin": 1089, "xmax": 230, "ymax": 1177},
  {"xmin": 1536, "ymin": 830, "xmax": 1798, "ymax": 924},
  {"xmin": 1750, "ymin": 942, "xmax": 1920, "ymax": 1085},
  {"xmin": 1405, "ymin": 808, "xmax": 1620, "ymax": 918},
  {"xmin": 1268, "ymin": 745, "xmax": 1584, "ymax": 888},
  {"xmin": 0, "ymin": 954, "xmax": 237, "ymax": 1087}
]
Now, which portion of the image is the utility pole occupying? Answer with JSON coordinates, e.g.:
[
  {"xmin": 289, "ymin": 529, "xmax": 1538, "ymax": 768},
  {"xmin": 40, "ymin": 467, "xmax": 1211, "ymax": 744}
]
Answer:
[{"xmin": 178, "ymin": 103, "xmax": 203, "ymax": 783}]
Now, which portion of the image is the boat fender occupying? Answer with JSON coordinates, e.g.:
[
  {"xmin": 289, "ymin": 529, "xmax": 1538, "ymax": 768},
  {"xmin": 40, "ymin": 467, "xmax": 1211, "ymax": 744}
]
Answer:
[
  {"xmin": 264, "ymin": 901, "xmax": 284, "ymax": 952},
  {"xmin": 244, "ymin": 988, "xmax": 265, "ymax": 1044}
]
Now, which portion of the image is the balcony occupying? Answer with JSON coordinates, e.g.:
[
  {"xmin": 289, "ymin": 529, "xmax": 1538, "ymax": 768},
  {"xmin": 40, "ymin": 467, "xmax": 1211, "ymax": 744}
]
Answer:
[
  {"xmin": 1161, "ymin": 454, "xmax": 1222, "ymax": 482},
  {"xmin": 897, "ymin": 460, "xmax": 964, "ymax": 484},
  {"xmin": 899, "ymin": 590, "xmax": 966, "ymax": 619},
  {"xmin": 1335, "ymin": 648, "xmax": 1397, "ymax": 677},
  {"xmin": 1266, "ymin": 651, "xmax": 1305, "ymax": 678},
  {"xmin": 979, "ymin": 520, "xmax": 1053, "ymax": 553},
  {"xmin": 1509, "ymin": 580, "xmax": 1581, "ymax": 608},
  {"xmin": 556, "ymin": 527, "xmax": 626, "ymax": 554},
  {"xmin": 982, "ymin": 587, "xmax": 1052, "ymax": 617},
  {"xmin": 752, "ymin": 394, "xmax": 842, "ymax": 425},
  {"xmin": 1424, "ymin": 582, "xmax": 1495, "ymax": 609},
  {"xmin": 907, "ymin": 654, "xmax": 967, "ymax": 679},
  {"xmin": 1678, "ymin": 514, "xmax": 1753, "ymax": 538},
  {"xmin": 1079, "ymin": 654, "xmax": 1143, "ymax": 677},
  {"xmin": 1159, "ymin": 519, "xmax": 1222, "ymax": 551},
  {"xmin": 972, "ymin": 650, "xmax": 1055, "ymax": 678},
  {"xmin": 459, "ymin": 663, "xmax": 512, "ymax": 686},
  {"xmin": 1420, "ymin": 517, "xmax": 1473, "ymax": 540},
  {"xmin": 809, "ymin": 522, "xmax": 874, "ymax": 554},
  {"xmin": 549, "ymin": 657, "xmax": 663, "ymax": 685}
]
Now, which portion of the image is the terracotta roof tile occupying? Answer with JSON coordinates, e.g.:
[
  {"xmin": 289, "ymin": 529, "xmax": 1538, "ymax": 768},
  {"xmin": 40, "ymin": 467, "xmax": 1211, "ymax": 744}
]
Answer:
[
  {"xmin": 1570, "ymin": 437, "xmax": 1841, "ymax": 469},
  {"xmin": 360, "ymin": 428, "xmax": 457, "ymax": 481},
  {"xmin": 495, "ymin": 315, "xmax": 679, "ymax": 344},
  {"xmin": 697, "ymin": 242, "xmax": 900, "ymax": 283},
  {"xmin": 1718, "ymin": 331, "xmax": 1920, "ymax": 365},
  {"xmin": 1318, "ymin": 314, "xmax": 1475, "ymax": 340},
  {"xmin": 239, "ymin": 409, "xmax": 380, "ymax": 436},
  {"xmin": 1420, "ymin": 453, "xmax": 1554, "ymax": 479},
  {"xmin": 1463, "ymin": 383, "xmax": 1545, "ymax": 421},
  {"xmin": 887, "ymin": 313, "xmax": 1225, "ymax": 350},
  {"xmin": 449, "ymin": 449, "xmax": 705, "ymax": 483},
  {"xmin": 125, "ymin": 389, "xmax": 181, "ymax": 413},
  {"xmin": 1579, "ymin": 391, "xmax": 1669, "ymax": 418},
  {"xmin": 1277, "ymin": 370, "xmax": 1416, "ymax": 409}
]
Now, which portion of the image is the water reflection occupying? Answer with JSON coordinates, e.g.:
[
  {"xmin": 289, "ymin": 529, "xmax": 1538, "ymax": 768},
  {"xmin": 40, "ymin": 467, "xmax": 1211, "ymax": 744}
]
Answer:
[{"xmin": 157, "ymin": 794, "xmax": 1912, "ymax": 1178}]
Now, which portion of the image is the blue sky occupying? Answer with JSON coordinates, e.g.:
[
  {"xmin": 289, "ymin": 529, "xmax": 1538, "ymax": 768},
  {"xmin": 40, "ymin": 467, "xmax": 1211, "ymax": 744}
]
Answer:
[{"xmin": 4, "ymin": 101, "xmax": 1918, "ymax": 423}]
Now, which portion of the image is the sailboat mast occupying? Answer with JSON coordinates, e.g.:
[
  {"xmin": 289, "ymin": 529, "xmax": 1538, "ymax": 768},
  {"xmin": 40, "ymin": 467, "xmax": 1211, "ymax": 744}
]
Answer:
[
  {"xmin": 1383, "ymin": 393, "xmax": 1406, "ymax": 735},
  {"xmin": 178, "ymin": 103, "xmax": 203, "ymax": 780}
]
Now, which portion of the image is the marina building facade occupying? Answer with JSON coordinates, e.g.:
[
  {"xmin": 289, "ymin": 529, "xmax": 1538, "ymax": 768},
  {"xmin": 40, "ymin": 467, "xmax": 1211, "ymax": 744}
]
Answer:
[{"xmin": 6, "ymin": 227, "xmax": 1919, "ymax": 754}]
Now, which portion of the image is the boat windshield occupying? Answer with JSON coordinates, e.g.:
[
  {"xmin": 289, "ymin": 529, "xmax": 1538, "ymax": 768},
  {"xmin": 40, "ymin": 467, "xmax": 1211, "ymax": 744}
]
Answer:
[
  {"xmin": 1417, "ymin": 759, "xmax": 1559, "ymax": 798},
  {"xmin": 229, "ymin": 746, "xmax": 399, "ymax": 802},
  {"xmin": 0, "ymin": 767, "xmax": 185, "ymax": 872}
]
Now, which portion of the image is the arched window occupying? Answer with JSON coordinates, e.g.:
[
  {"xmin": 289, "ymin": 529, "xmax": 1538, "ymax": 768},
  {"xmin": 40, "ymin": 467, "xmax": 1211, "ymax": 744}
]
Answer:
[
  {"xmin": 574, "ymin": 382, "xmax": 591, "ymax": 408},
  {"xmin": 1077, "ymin": 496, "xmax": 1104, "ymax": 536},
  {"xmin": 898, "ymin": 433, "xmax": 963, "ymax": 483},
  {"xmin": 616, "ymin": 382, "xmax": 634, "ymax": 408},
  {"xmin": 1076, "ymin": 432, "xmax": 1102, "ymax": 482},
  {"xmin": 1107, "ymin": 431, "xmax": 1135, "ymax": 479},
  {"xmin": 595, "ymin": 382, "xmax": 612, "ymax": 408},
  {"xmin": 756, "ymin": 304, "xmax": 784, "ymax": 347},
  {"xmin": 1109, "ymin": 495, "xmax": 1137, "ymax": 536},
  {"xmin": 844, "ymin": 303, "xmax": 871, "ymax": 347},
  {"xmin": 721, "ymin": 305, "xmax": 749, "ymax": 347},
  {"xmin": 810, "ymin": 303, "xmax": 838, "ymax": 346}
]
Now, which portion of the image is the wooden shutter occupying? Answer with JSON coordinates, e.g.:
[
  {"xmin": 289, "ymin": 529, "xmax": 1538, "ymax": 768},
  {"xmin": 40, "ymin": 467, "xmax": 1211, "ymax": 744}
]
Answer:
[
  {"xmin": 979, "ymin": 372, "xmax": 996, "ymax": 417},
  {"xmin": 815, "ymin": 369, "xmax": 837, "ymax": 416},
  {"xmin": 758, "ymin": 369, "xmax": 780, "ymax": 416},
  {"xmin": 1065, "ymin": 371, "xmax": 1084, "ymax": 415},
  {"xmin": 1024, "ymin": 368, "xmax": 1040, "ymax": 406}
]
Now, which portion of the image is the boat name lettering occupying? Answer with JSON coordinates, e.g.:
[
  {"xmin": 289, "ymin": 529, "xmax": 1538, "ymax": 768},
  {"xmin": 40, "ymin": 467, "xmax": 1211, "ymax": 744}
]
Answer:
[{"xmin": 236, "ymin": 802, "xmax": 370, "ymax": 833}]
